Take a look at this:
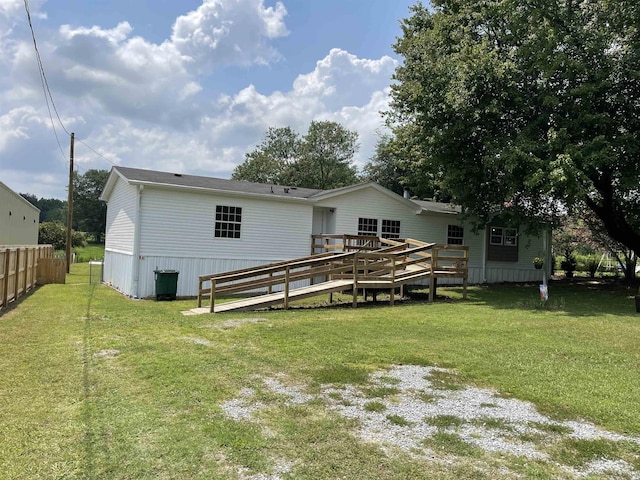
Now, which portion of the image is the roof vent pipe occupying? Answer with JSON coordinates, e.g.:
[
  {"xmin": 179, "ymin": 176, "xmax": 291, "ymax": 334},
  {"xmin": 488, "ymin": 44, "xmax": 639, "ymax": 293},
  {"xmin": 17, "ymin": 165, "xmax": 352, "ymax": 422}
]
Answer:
[{"xmin": 403, "ymin": 187, "xmax": 410, "ymax": 199}]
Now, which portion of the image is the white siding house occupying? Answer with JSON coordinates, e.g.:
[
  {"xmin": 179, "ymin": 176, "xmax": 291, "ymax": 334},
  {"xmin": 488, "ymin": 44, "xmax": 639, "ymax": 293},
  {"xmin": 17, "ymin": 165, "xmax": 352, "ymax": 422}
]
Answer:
[
  {"xmin": 0, "ymin": 181, "xmax": 40, "ymax": 245},
  {"xmin": 101, "ymin": 166, "xmax": 550, "ymax": 298}
]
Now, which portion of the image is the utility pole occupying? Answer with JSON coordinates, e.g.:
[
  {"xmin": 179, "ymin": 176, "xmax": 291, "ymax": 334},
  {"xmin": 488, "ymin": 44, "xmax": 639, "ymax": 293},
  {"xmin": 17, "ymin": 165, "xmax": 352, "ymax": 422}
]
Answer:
[{"xmin": 65, "ymin": 132, "xmax": 74, "ymax": 273}]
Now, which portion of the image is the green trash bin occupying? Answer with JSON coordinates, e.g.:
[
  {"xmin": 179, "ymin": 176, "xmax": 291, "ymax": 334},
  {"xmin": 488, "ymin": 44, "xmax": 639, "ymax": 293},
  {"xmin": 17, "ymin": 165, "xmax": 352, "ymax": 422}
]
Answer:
[{"xmin": 154, "ymin": 270, "xmax": 179, "ymax": 301}]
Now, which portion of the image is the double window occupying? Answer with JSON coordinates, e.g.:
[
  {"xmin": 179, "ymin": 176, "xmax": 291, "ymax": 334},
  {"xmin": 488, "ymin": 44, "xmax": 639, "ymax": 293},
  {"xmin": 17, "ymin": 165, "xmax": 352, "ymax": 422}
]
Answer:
[
  {"xmin": 358, "ymin": 218, "xmax": 401, "ymax": 239},
  {"xmin": 487, "ymin": 226, "xmax": 518, "ymax": 261},
  {"xmin": 490, "ymin": 227, "xmax": 518, "ymax": 246},
  {"xmin": 215, "ymin": 205, "xmax": 242, "ymax": 238}
]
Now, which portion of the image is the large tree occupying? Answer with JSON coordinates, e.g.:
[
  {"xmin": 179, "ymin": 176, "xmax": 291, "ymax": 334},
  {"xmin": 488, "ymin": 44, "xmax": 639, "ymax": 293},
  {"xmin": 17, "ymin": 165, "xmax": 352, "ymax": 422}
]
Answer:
[
  {"xmin": 363, "ymin": 133, "xmax": 449, "ymax": 201},
  {"xmin": 231, "ymin": 126, "xmax": 300, "ymax": 184},
  {"xmin": 388, "ymin": 1, "xmax": 640, "ymax": 254},
  {"xmin": 73, "ymin": 169, "xmax": 109, "ymax": 242},
  {"xmin": 233, "ymin": 121, "xmax": 360, "ymax": 189}
]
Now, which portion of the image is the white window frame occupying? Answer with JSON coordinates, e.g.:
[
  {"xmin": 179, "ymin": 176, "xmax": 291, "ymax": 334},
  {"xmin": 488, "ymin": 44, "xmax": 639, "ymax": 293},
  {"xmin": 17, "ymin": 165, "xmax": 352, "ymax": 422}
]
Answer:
[
  {"xmin": 215, "ymin": 205, "xmax": 242, "ymax": 239},
  {"xmin": 381, "ymin": 219, "xmax": 401, "ymax": 239},
  {"xmin": 447, "ymin": 225, "xmax": 464, "ymax": 245},
  {"xmin": 490, "ymin": 226, "xmax": 518, "ymax": 246},
  {"xmin": 358, "ymin": 217, "xmax": 378, "ymax": 236}
]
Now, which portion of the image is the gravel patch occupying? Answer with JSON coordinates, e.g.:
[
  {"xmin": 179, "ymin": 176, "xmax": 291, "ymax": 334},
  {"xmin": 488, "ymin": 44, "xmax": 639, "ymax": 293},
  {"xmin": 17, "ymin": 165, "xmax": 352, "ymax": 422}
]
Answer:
[
  {"xmin": 181, "ymin": 336, "xmax": 215, "ymax": 347},
  {"xmin": 221, "ymin": 365, "xmax": 640, "ymax": 478},
  {"xmin": 92, "ymin": 349, "xmax": 120, "ymax": 359},
  {"xmin": 214, "ymin": 317, "xmax": 268, "ymax": 330}
]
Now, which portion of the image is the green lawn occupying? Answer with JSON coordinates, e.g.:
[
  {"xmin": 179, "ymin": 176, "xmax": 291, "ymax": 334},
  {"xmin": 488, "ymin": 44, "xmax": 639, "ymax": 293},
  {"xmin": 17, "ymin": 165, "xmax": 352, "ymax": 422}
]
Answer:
[{"xmin": 1, "ymin": 270, "xmax": 639, "ymax": 479}]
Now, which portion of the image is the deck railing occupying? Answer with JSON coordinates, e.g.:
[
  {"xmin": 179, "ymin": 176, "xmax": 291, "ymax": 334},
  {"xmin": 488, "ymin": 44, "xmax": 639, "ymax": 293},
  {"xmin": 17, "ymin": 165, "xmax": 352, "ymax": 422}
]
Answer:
[
  {"xmin": 197, "ymin": 237, "xmax": 469, "ymax": 312},
  {"xmin": 0, "ymin": 245, "xmax": 54, "ymax": 311}
]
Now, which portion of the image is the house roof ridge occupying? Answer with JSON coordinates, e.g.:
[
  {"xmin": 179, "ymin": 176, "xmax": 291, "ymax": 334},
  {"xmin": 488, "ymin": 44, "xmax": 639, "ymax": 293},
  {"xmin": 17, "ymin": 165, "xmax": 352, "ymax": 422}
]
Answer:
[{"xmin": 112, "ymin": 165, "xmax": 325, "ymax": 199}]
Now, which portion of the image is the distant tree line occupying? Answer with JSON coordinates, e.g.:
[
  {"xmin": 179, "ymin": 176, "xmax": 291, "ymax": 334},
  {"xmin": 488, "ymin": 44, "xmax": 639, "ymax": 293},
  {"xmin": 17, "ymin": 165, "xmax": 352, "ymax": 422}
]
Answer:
[{"xmin": 21, "ymin": 168, "xmax": 109, "ymax": 247}]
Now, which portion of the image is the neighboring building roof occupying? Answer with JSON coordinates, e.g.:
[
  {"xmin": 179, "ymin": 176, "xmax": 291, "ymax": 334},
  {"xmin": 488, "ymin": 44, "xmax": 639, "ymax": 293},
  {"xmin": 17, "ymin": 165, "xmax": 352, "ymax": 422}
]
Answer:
[
  {"xmin": 0, "ymin": 181, "xmax": 40, "ymax": 213},
  {"xmin": 101, "ymin": 166, "xmax": 324, "ymax": 201},
  {"xmin": 413, "ymin": 199, "xmax": 461, "ymax": 215}
]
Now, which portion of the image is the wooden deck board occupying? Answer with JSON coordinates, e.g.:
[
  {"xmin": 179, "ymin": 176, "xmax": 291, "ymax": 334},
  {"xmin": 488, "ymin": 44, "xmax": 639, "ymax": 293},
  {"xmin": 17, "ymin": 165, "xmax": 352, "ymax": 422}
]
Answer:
[{"xmin": 184, "ymin": 279, "xmax": 352, "ymax": 315}]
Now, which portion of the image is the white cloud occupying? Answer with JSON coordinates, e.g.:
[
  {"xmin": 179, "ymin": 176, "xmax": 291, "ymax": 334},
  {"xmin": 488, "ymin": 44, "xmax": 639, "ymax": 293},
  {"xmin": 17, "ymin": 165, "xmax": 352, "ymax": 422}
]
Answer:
[
  {"xmin": 171, "ymin": 0, "xmax": 288, "ymax": 71},
  {"xmin": 0, "ymin": 1, "xmax": 398, "ymax": 198}
]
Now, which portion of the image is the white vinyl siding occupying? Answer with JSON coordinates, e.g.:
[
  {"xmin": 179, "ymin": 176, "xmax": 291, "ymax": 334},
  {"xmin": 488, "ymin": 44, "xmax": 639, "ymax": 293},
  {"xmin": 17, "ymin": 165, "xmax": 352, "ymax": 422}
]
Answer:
[
  {"xmin": 0, "ymin": 182, "xmax": 39, "ymax": 245},
  {"xmin": 315, "ymin": 187, "xmax": 424, "ymax": 240},
  {"xmin": 104, "ymin": 179, "xmax": 137, "ymax": 254},
  {"xmin": 138, "ymin": 188, "xmax": 313, "ymax": 261}
]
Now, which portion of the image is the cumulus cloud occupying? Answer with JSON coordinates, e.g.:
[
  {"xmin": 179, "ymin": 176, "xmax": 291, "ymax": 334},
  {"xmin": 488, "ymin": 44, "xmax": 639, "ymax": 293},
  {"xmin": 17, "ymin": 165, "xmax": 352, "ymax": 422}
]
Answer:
[
  {"xmin": 0, "ymin": 1, "xmax": 399, "ymax": 199},
  {"xmin": 171, "ymin": 0, "xmax": 288, "ymax": 71}
]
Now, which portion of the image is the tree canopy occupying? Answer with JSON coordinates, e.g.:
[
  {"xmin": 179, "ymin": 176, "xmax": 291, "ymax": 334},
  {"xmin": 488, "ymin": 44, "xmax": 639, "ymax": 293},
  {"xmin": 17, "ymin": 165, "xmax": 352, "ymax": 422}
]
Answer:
[
  {"xmin": 387, "ymin": 0, "xmax": 640, "ymax": 255},
  {"xmin": 232, "ymin": 121, "xmax": 360, "ymax": 190},
  {"xmin": 73, "ymin": 169, "xmax": 109, "ymax": 242}
]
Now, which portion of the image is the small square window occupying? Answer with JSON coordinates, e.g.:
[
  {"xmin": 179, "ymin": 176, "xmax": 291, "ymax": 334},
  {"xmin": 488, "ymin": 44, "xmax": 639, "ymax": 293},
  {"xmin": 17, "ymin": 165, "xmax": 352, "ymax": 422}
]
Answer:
[
  {"xmin": 358, "ymin": 217, "xmax": 378, "ymax": 236},
  {"xmin": 381, "ymin": 219, "xmax": 401, "ymax": 239},
  {"xmin": 490, "ymin": 227, "xmax": 504, "ymax": 245}
]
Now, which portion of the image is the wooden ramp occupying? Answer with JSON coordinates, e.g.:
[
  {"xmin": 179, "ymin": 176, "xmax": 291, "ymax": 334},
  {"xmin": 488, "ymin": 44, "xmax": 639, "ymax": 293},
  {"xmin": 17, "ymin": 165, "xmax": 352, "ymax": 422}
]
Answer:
[
  {"xmin": 184, "ymin": 279, "xmax": 352, "ymax": 315},
  {"xmin": 187, "ymin": 238, "xmax": 468, "ymax": 315}
]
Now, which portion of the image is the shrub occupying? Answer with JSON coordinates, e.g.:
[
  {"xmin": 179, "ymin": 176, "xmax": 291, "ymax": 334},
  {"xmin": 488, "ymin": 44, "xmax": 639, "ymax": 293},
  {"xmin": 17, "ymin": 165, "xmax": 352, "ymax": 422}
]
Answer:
[
  {"xmin": 38, "ymin": 221, "xmax": 86, "ymax": 250},
  {"xmin": 561, "ymin": 254, "xmax": 578, "ymax": 278},
  {"xmin": 584, "ymin": 257, "xmax": 599, "ymax": 278}
]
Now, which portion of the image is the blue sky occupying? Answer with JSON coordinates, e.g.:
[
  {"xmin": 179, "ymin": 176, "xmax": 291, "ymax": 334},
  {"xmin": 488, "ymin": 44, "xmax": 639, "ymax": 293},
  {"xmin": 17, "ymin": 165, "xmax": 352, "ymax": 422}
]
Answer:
[{"xmin": 0, "ymin": 0, "xmax": 417, "ymax": 199}]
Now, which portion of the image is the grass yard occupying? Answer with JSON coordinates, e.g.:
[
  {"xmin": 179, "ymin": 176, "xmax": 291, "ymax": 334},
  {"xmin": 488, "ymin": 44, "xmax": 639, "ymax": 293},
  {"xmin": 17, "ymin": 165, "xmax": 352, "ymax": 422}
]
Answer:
[{"xmin": 1, "ymin": 269, "xmax": 639, "ymax": 479}]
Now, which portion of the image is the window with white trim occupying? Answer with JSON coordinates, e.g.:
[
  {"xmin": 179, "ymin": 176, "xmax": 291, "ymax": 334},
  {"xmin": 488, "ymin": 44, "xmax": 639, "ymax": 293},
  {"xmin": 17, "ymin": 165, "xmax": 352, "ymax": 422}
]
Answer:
[
  {"xmin": 447, "ymin": 225, "xmax": 464, "ymax": 245},
  {"xmin": 487, "ymin": 226, "xmax": 518, "ymax": 261},
  {"xmin": 358, "ymin": 217, "xmax": 378, "ymax": 236},
  {"xmin": 215, "ymin": 205, "xmax": 242, "ymax": 238},
  {"xmin": 490, "ymin": 227, "xmax": 518, "ymax": 246},
  {"xmin": 381, "ymin": 219, "xmax": 401, "ymax": 239}
]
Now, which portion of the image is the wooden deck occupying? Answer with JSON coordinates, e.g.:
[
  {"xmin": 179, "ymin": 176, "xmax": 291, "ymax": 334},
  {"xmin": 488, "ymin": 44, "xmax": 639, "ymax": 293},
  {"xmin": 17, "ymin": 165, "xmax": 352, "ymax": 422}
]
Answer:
[{"xmin": 186, "ymin": 237, "xmax": 468, "ymax": 315}]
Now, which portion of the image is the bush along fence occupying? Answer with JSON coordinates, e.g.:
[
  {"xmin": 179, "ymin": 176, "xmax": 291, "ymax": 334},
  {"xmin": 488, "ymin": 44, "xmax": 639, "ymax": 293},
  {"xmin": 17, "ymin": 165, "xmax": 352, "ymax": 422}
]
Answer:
[{"xmin": 0, "ymin": 245, "xmax": 55, "ymax": 312}]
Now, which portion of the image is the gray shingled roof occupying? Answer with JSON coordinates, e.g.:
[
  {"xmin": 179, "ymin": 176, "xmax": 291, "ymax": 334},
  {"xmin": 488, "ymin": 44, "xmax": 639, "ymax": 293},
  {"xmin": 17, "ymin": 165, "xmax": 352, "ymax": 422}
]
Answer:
[
  {"xmin": 113, "ymin": 166, "xmax": 324, "ymax": 199},
  {"xmin": 413, "ymin": 199, "xmax": 460, "ymax": 215}
]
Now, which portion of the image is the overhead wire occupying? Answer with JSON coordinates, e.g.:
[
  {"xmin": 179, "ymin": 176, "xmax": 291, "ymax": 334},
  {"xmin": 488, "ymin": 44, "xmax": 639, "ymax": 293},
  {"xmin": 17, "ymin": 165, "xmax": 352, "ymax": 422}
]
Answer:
[
  {"xmin": 23, "ymin": 0, "xmax": 118, "ymax": 169},
  {"xmin": 23, "ymin": 0, "xmax": 67, "ymax": 162}
]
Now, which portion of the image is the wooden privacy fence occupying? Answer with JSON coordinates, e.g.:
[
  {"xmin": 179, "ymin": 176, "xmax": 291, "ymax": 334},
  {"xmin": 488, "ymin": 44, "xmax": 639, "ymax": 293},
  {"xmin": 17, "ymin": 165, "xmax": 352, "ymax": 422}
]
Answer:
[
  {"xmin": 197, "ymin": 237, "xmax": 469, "ymax": 313},
  {"xmin": 0, "ymin": 245, "xmax": 55, "ymax": 311}
]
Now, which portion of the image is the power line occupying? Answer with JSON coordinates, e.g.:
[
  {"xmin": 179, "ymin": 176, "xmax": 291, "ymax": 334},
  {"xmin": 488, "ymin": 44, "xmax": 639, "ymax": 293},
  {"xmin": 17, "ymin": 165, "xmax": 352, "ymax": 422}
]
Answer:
[
  {"xmin": 23, "ymin": 0, "xmax": 118, "ymax": 170},
  {"xmin": 23, "ymin": 0, "xmax": 68, "ymax": 162}
]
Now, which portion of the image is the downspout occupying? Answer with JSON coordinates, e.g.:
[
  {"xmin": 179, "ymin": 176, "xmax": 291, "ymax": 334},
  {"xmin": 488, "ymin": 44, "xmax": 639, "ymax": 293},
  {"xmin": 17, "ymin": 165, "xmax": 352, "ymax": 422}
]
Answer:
[{"xmin": 131, "ymin": 184, "xmax": 143, "ymax": 298}]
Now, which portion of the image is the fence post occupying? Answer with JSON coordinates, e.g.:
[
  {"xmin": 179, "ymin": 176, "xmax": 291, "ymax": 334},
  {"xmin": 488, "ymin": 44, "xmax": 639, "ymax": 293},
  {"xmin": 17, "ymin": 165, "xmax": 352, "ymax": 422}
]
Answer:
[
  {"xmin": 13, "ymin": 248, "xmax": 21, "ymax": 302},
  {"xmin": 197, "ymin": 278, "xmax": 203, "ymax": 308},
  {"xmin": 1, "ymin": 249, "xmax": 8, "ymax": 308}
]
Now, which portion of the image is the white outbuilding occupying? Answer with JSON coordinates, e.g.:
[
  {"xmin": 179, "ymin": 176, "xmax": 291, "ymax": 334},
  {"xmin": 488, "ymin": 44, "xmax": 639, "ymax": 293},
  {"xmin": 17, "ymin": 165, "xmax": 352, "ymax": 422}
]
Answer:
[{"xmin": 0, "ymin": 181, "xmax": 40, "ymax": 245}]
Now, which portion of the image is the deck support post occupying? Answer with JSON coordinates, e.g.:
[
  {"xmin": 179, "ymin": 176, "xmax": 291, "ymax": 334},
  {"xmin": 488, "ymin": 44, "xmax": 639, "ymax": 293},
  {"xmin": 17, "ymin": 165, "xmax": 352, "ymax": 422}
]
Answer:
[
  {"xmin": 197, "ymin": 278, "xmax": 203, "ymax": 308},
  {"xmin": 209, "ymin": 281, "xmax": 216, "ymax": 313},
  {"xmin": 352, "ymin": 255, "xmax": 358, "ymax": 308},
  {"xmin": 389, "ymin": 255, "xmax": 396, "ymax": 306},
  {"xmin": 284, "ymin": 267, "xmax": 290, "ymax": 309}
]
